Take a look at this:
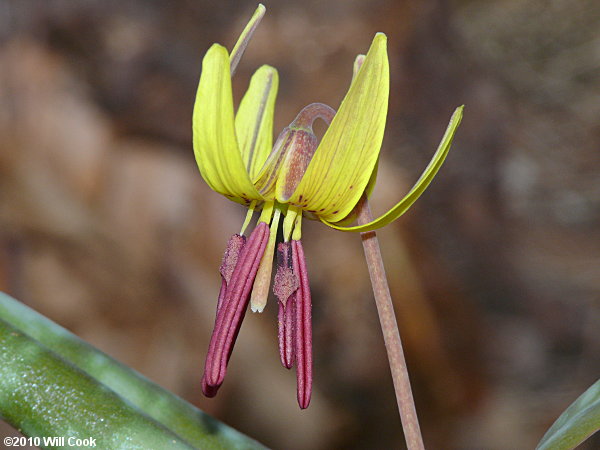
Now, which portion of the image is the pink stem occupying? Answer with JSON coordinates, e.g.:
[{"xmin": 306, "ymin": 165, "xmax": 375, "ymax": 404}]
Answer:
[{"xmin": 356, "ymin": 197, "xmax": 424, "ymax": 450}]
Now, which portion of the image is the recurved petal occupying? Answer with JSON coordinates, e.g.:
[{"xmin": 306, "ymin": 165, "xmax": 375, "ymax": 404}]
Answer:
[
  {"xmin": 332, "ymin": 157, "xmax": 379, "ymax": 227},
  {"xmin": 192, "ymin": 44, "xmax": 263, "ymax": 203},
  {"xmin": 282, "ymin": 33, "xmax": 389, "ymax": 221},
  {"xmin": 235, "ymin": 65, "xmax": 279, "ymax": 180},
  {"xmin": 324, "ymin": 105, "xmax": 464, "ymax": 232}
]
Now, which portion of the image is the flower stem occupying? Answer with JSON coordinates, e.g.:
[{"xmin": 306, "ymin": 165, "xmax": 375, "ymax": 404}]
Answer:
[{"xmin": 356, "ymin": 196, "xmax": 425, "ymax": 450}]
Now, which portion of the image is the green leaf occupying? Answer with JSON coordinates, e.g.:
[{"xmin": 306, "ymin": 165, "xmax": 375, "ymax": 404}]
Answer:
[
  {"xmin": 536, "ymin": 379, "xmax": 600, "ymax": 450},
  {"xmin": 0, "ymin": 318, "xmax": 194, "ymax": 449},
  {"xmin": 0, "ymin": 292, "xmax": 266, "ymax": 450}
]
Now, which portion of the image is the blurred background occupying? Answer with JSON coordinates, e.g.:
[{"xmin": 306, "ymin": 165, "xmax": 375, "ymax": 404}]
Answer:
[{"xmin": 1, "ymin": 0, "xmax": 599, "ymax": 448}]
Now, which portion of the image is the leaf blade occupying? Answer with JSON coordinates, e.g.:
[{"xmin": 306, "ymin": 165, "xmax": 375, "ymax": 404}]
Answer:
[
  {"xmin": 536, "ymin": 379, "xmax": 600, "ymax": 450},
  {"xmin": 0, "ymin": 292, "xmax": 266, "ymax": 449},
  {"xmin": 0, "ymin": 317, "xmax": 195, "ymax": 449}
]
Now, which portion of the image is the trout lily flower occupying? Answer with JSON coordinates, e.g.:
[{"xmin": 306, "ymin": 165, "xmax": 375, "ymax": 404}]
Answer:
[{"xmin": 192, "ymin": 5, "xmax": 462, "ymax": 409}]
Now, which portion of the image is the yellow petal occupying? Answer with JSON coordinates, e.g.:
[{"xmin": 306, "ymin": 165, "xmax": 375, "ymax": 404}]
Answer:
[
  {"xmin": 333, "ymin": 157, "xmax": 379, "ymax": 226},
  {"xmin": 192, "ymin": 44, "xmax": 263, "ymax": 203},
  {"xmin": 252, "ymin": 127, "xmax": 294, "ymax": 199},
  {"xmin": 281, "ymin": 33, "xmax": 389, "ymax": 221},
  {"xmin": 323, "ymin": 105, "xmax": 464, "ymax": 232},
  {"xmin": 235, "ymin": 65, "xmax": 279, "ymax": 180}
]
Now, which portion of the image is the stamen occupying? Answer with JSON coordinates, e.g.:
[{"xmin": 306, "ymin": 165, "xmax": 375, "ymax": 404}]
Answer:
[
  {"xmin": 273, "ymin": 242, "xmax": 299, "ymax": 369},
  {"xmin": 217, "ymin": 234, "xmax": 246, "ymax": 313},
  {"xmin": 282, "ymin": 206, "xmax": 299, "ymax": 242},
  {"xmin": 291, "ymin": 212, "xmax": 303, "ymax": 241},
  {"xmin": 240, "ymin": 200, "xmax": 257, "ymax": 235},
  {"xmin": 258, "ymin": 199, "xmax": 274, "ymax": 223},
  {"xmin": 201, "ymin": 374, "xmax": 219, "ymax": 398},
  {"xmin": 204, "ymin": 234, "xmax": 245, "ymax": 381},
  {"xmin": 292, "ymin": 240, "xmax": 312, "ymax": 409},
  {"xmin": 216, "ymin": 278, "xmax": 228, "ymax": 315},
  {"xmin": 203, "ymin": 222, "xmax": 270, "ymax": 391},
  {"xmin": 278, "ymin": 296, "xmax": 296, "ymax": 369}
]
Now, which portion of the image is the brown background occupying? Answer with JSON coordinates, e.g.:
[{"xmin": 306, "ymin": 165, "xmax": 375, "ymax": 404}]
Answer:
[{"xmin": 1, "ymin": 0, "xmax": 599, "ymax": 449}]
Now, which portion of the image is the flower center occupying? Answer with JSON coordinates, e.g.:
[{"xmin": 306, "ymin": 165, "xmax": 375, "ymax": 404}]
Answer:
[{"xmin": 254, "ymin": 102, "xmax": 335, "ymax": 201}]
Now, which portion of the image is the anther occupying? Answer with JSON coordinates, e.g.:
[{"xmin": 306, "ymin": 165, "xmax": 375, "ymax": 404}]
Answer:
[
  {"xmin": 292, "ymin": 240, "xmax": 312, "ymax": 409},
  {"xmin": 274, "ymin": 242, "xmax": 299, "ymax": 369},
  {"xmin": 203, "ymin": 222, "xmax": 270, "ymax": 391}
]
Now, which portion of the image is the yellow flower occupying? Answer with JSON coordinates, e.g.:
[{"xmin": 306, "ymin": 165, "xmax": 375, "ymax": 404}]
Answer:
[{"xmin": 192, "ymin": 4, "xmax": 462, "ymax": 409}]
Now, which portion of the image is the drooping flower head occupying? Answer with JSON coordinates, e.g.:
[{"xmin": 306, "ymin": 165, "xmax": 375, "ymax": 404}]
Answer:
[{"xmin": 192, "ymin": 4, "xmax": 462, "ymax": 409}]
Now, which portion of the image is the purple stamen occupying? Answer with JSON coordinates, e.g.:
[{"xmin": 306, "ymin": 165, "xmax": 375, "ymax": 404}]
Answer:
[
  {"xmin": 217, "ymin": 234, "xmax": 246, "ymax": 313},
  {"xmin": 203, "ymin": 234, "xmax": 245, "ymax": 392},
  {"xmin": 216, "ymin": 279, "xmax": 228, "ymax": 314},
  {"xmin": 292, "ymin": 239, "xmax": 312, "ymax": 409},
  {"xmin": 202, "ymin": 222, "xmax": 269, "ymax": 393},
  {"xmin": 277, "ymin": 299, "xmax": 296, "ymax": 369},
  {"xmin": 201, "ymin": 374, "xmax": 219, "ymax": 398},
  {"xmin": 274, "ymin": 242, "xmax": 299, "ymax": 369}
]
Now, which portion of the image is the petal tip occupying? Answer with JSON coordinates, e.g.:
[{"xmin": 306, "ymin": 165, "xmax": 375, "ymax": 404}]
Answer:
[
  {"xmin": 208, "ymin": 42, "xmax": 228, "ymax": 54},
  {"xmin": 452, "ymin": 105, "xmax": 465, "ymax": 124},
  {"xmin": 257, "ymin": 64, "xmax": 279, "ymax": 78},
  {"xmin": 204, "ymin": 43, "xmax": 230, "ymax": 64},
  {"xmin": 374, "ymin": 32, "xmax": 387, "ymax": 45}
]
